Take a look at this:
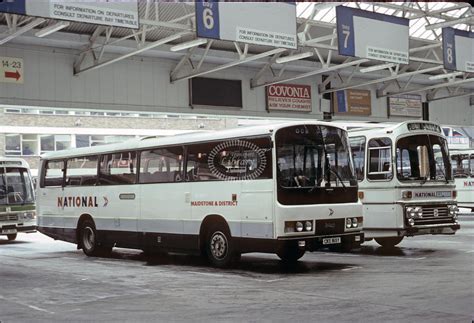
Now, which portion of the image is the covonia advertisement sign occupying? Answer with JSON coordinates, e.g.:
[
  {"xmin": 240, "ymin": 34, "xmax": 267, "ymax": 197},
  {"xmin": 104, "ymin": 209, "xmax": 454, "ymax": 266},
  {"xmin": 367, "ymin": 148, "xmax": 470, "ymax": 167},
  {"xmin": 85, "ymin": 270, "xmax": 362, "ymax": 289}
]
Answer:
[{"xmin": 266, "ymin": 83, "xmax": 312, "ymax": 112}]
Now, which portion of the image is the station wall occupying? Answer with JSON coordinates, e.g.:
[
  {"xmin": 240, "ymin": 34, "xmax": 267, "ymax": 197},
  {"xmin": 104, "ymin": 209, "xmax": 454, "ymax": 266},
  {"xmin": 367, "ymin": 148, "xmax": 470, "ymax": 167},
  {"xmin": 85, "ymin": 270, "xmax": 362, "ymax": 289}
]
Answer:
[{"xmin": 0, "ymin": 42, "xmax": 472, "ymax": 125}]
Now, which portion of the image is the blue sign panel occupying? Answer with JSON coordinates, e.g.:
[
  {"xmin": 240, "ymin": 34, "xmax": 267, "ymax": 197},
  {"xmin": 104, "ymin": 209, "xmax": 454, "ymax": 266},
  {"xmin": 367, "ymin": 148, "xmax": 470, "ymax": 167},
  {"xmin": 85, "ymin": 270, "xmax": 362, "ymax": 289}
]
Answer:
[
  {"xmin": 195, "ymin": 1, "xmax": 220, "ymax": 40},
  {"xmin": 442, "ymin": 27, "xmax": 474, "ymax": 72},
  {"xmin": 442, "ymin": 28, "xmax": 457, "ymax": 71},
  {"xmin": 336, "ymin": 6, "xmax": 355, "ymax": 57},
  {"xmin": 336, "ymin": 6, "xmax": 409, "ymax": 64},
  {"xmin": 336, "ymin": 90, "xmax": 347, "ymax": 113},
  {"xmin": 0, "ymin": 0, "xmax": 26, "ymax": 15}
]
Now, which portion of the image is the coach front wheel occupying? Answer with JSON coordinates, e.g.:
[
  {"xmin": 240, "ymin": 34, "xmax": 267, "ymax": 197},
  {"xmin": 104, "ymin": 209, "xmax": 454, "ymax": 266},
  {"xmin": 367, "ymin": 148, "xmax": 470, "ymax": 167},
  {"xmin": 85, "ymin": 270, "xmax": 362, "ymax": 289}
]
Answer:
[
  {"xmin": 79, "ymin": 219, "xmax": 111, "ymax": 257},
  {"xmin": 7, "ymin": 233, "xmax": 17, "ymax": 241},
  {"xmin": 277, "ymin": 241, "xmax": 305, "ymax": 263},
  {"xmin": 375, "ymin": 236, "xmax": 403, "ymax": 248},
  {"xmin": 205, "ymin": 224, "xmax": 237, "ymax": 268}
]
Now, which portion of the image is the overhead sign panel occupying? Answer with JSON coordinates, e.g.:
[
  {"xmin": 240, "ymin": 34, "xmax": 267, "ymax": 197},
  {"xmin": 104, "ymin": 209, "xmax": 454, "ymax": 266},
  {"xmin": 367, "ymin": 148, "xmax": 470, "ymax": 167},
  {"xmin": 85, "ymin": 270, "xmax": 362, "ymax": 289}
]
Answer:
[
  {"xmin": 388, "ymin": 94, "xmax": 422, "ymax": 118},
  {"xmin": 0, "ymin": 0, "xmax": 139, "ymax": 29},
  {"xmin": 442, "ymin": 27, "xmax": 474, "ymax": 73},
  {"xmin": 336, "ymin": 6, "xmax": 409, "ymax": 64},
  {"xmin": 266, "ymin": 84, "xmax": 312, "ymax": 112},
  {"xmin": 0, "ymin": 57, "xmax": 24, "ymax": 84},
  {"xmin": 333, "ymin": 89, "xmax": 371, "ymax": 115},
  {"xmin": 196, "ymin": 1, "xmax": 297, "ymax": 49}
]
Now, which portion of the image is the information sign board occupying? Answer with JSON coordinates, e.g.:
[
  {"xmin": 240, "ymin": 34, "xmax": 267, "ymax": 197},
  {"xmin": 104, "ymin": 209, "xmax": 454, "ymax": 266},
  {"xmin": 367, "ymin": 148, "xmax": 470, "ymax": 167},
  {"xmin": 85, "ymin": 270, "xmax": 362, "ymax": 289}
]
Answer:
[
  {"xmin": 266, "ymin": 84, "xmax": 311, "ymax": 112},
  {"xmin": 0, "ymin": 0, "xmax": 139, "ymax": 29},
  {"xmin": 333, "ymin": 89, "xmax": 371, "ymax": 115},
  {"xmin": 442, "ymin": 27, "xmax": 474, "ymax": 73},
  {"xmin": 336, "ymin": 6, "xmax": 409, "ymax": 64},
  {"xmin": 0, "ymin": 57, "xmax": 24, "ymax": 84},
  {"xmin": 195, "ymin": 1, "xmax": 297, "ymax": 49},
  {"xmin": 388, "ymin": 94, "xmax": 422, "ymax": 118}
]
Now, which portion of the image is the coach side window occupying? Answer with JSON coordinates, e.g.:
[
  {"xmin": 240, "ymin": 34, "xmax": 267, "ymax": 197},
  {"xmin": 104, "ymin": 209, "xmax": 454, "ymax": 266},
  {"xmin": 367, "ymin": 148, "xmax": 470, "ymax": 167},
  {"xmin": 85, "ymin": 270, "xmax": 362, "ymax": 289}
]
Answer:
[
  {"xmin": 367, "ymin": 138, "xmax": 393, "ymax": 181},
  {"xmin": 471, "ymin": 155, "xmax": 474, "ymax": 177},
  {"xmin": 186, "ymin": 137, "xmax": 272, "ymax": 181},
  {"xmin": 65, "ymin": 156, "xmax": 98, "ymax": 186},
  {"xmin": 99, "ymin": 152, "xmax": 137, "ymax": 185},
  {"xmin": 139, "ymin": 146, "xmax": 183, "ymax": 183},
  {"xmin": 349, "ymin": 136, "xmax": 366, "ymax": 181},
  {"xmin": 42, "ymin": 160, "xmax": 65, "ymax": 187},
  {"xmin": 186, "ymin": 142, "xmax": 220, "ymax": 181}
]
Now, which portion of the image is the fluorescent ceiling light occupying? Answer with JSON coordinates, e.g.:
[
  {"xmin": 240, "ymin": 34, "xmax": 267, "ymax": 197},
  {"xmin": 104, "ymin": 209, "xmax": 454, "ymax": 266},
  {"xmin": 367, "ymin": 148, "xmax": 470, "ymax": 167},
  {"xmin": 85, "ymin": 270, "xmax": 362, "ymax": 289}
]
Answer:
[
  {"xmin": 170, "ymin": 38, "xmax": 208, "ymax": 52},
  {"xmin": 428, "ymin": 71, "xmax": 464, "ymax": 80},
  {"xmin": 360, "ymin": 63, "xmax": 396, "ymax": 73},
  {"xmin": 35, "ymin": 21, "xmax": 70, "ymax": 38},
  {"xmin": 275, "ymin": 52, "xmax": 313, "ymax": 64}
]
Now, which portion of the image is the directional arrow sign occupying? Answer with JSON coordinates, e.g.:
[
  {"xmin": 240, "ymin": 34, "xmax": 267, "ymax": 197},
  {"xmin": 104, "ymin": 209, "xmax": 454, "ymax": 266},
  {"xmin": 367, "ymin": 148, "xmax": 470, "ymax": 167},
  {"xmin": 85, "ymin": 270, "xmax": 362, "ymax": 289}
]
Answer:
[{"xmin": 1, "ymin": 57, "xmax": 24, "ymax": 84}]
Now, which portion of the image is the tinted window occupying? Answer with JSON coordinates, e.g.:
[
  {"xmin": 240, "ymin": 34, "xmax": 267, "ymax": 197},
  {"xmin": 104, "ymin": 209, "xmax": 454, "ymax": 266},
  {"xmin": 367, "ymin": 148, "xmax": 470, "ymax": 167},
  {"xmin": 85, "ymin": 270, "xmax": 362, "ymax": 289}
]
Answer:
[
  {"xmin": 99, "ymin": 152, "xmax": 137, "ymax": 185},
  {"xmin": 139, "ymin": 147, "xmax": 184, "ymax": 183},
  {"xmin": 66, "ymin": 156, "xmax": 98, "ymax": 186}
]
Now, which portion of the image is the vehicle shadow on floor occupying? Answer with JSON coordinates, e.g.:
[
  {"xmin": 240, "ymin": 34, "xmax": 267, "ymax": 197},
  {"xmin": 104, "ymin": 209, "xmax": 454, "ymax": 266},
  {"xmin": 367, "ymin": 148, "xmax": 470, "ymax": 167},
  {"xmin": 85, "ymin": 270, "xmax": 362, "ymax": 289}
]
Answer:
[
  {"xmin": 0, "ymin": 239, "xmax": 31, "ymax": 246},
  {"xmin": 99, "ymin": 250, "xmax": 357, "ymax": 275},
  {"xmin": 355, "ymin": 245, "xmax": 437, "ymax": 257}
]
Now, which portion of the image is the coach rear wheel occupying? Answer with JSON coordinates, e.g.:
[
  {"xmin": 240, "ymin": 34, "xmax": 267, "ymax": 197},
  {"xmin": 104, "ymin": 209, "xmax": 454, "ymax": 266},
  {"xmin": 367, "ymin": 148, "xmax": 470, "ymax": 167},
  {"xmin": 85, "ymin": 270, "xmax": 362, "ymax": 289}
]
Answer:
[
  {"xmin": 79, "ymin": 219, "xmax": 111, "ymax": 257},
  {"xmin": 277, "ymin": 242, "xmax": 305, "ymax": 263},
  {"xmin": 375, "ymin": 236, "xmax": 403, "ymax": 248},
  {"xmin": 205, "ymin": 224, "xmax": 236, "ymax": 268},
  {"xmin": 7, "ymin": 233, "xmax": 17, "ymax": 241}
]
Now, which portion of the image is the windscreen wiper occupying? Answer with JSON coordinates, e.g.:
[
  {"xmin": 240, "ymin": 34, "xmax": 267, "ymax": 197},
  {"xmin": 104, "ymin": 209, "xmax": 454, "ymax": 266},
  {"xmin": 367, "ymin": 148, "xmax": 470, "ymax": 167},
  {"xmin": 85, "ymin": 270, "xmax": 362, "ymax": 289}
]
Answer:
[{"xmin": 328, "ymin": 168, "xmax": 347, "ymax": 190}]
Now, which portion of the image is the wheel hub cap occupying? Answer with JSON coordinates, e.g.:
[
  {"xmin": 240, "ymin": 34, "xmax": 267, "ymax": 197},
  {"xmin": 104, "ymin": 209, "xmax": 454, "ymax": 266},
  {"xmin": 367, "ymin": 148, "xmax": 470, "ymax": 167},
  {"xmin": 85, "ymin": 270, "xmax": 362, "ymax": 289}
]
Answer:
[{"xmin": 210, "ymin": 232, "xmax": 227, "ymax": 259}]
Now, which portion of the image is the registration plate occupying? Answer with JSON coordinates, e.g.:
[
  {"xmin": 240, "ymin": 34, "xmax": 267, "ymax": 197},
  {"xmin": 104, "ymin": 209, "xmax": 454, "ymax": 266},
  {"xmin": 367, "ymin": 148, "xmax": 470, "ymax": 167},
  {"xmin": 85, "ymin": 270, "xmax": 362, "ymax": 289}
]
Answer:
[
  {"xmin": 2, "ymin": 228, "xmax": 17, "ymax": 234},
  {"xmin": 322, "ymin": 237, "xmax": 341, "ymax": 245}
]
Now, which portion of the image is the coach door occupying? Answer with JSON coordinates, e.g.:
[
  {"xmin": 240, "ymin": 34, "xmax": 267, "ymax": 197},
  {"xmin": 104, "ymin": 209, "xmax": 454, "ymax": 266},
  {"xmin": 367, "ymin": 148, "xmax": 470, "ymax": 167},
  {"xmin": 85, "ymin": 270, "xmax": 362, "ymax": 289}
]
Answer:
[
  {"xmin": 138, "ymin": 146, "xmax": 190, "ymax": 248},
  {"xmin": 38, "ymin": 160, "xmax": 66, "ymax": 229},
  {"xmin": 98, "ymin": 152, "xmax": 140, "ymax": 245}
]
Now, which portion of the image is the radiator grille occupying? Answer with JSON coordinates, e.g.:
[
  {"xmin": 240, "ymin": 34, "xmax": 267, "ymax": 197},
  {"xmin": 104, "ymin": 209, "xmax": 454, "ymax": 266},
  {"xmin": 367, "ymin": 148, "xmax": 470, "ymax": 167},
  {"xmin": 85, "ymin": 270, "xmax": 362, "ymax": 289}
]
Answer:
[{"xmin": 0, "ymin": 214, "xmax": 18, "ymax": 222}]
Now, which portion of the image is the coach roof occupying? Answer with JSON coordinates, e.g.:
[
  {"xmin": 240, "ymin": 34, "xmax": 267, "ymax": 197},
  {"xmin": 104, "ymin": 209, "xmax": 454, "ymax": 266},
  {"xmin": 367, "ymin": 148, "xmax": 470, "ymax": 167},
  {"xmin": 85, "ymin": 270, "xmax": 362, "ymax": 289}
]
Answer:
[{"xmin": 41, "ymin": 120, "xmax": 346, "ymax": 160}]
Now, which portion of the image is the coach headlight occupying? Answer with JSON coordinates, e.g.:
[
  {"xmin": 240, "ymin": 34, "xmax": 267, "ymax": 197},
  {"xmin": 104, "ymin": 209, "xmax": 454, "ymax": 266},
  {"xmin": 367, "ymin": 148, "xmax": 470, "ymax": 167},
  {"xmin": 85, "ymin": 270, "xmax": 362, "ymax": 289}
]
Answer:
[
  {"xmin": 305, "ymin": 221, "xmax": 313, "ymax": 232},
  {"xmin": 448, "ymin": 205, "xmax": 459, "ymax": 217},
  {"xmin": 22, "ymin": 211, "xmax": 36, "ymax": 220},
  {"xmin": 408, "ymin": 218, "xmax": 415, "ymax": 226},
  {"xmin": 295, "ymin": 221, "xmax": 303, "ymax": 232},
  {"xmin": 346, "ymin": 218, "xmax": 352, "ymax": 228},
  {"xmin": 406, "ymin": 207, "xmax": 415, "ymax": 218},
  {"xmin": 414, "ymin": 207, "xmax": 423, "ymax": 218},
  {"xmin": 351, "ymin": 217, "xmax": 358, "ymax": 228}
]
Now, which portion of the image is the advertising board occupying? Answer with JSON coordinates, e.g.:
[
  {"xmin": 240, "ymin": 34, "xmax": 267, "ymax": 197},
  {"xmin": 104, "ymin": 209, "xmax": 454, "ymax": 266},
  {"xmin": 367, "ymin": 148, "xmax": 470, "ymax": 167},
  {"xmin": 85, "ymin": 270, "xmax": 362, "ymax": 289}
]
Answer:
[
  {"xmin": 266, "ymin": 84, "xmax": 312, "ymax": 112},
  {"xmin": 333, "ymin": 89, "xmax": 371, "ymax": 115},
  {"xmin": 388, "ymin": 94, "xmax": 423, "ymax": 118}
]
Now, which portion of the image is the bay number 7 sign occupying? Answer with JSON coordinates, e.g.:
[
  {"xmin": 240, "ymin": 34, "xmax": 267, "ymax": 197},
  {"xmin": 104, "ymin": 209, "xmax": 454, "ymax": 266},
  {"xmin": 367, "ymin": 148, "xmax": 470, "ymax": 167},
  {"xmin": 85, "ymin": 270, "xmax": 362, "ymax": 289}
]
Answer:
[
  {"xmin": 336, "ymin": 6, "xmax": 409, "ymax": 65},
  {"xmin": 1, "ymin": 57, "xmax": 24, "ymax": 84}
]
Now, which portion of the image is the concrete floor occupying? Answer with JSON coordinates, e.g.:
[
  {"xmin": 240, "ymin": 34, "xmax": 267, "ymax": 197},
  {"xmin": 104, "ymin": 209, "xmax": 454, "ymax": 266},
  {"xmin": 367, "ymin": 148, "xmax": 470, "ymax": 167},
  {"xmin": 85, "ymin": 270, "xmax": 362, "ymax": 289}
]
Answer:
[{"xmin": 0, "ymin": 216, "xmax": 473, "ymax": 322}]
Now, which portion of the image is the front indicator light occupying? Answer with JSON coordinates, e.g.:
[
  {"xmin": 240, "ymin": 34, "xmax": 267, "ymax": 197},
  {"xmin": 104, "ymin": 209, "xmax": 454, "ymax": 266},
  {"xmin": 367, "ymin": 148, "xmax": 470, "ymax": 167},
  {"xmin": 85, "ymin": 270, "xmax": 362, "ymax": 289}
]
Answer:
[{"xmin": 408, "ymin": 218, "xmax": 415, "ymax": 226}]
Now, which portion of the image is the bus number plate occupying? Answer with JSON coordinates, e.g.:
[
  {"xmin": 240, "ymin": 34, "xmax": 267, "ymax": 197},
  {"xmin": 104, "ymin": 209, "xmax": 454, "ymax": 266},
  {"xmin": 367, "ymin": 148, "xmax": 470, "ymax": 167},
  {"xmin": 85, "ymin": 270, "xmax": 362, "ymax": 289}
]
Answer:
[
  {"xmin": 2, "ymin": 228, "xmax": 17, "ymax": 234},
  {"xmin": 323, "ymin": 237, "xmax": 341, "ymax": 245}
]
